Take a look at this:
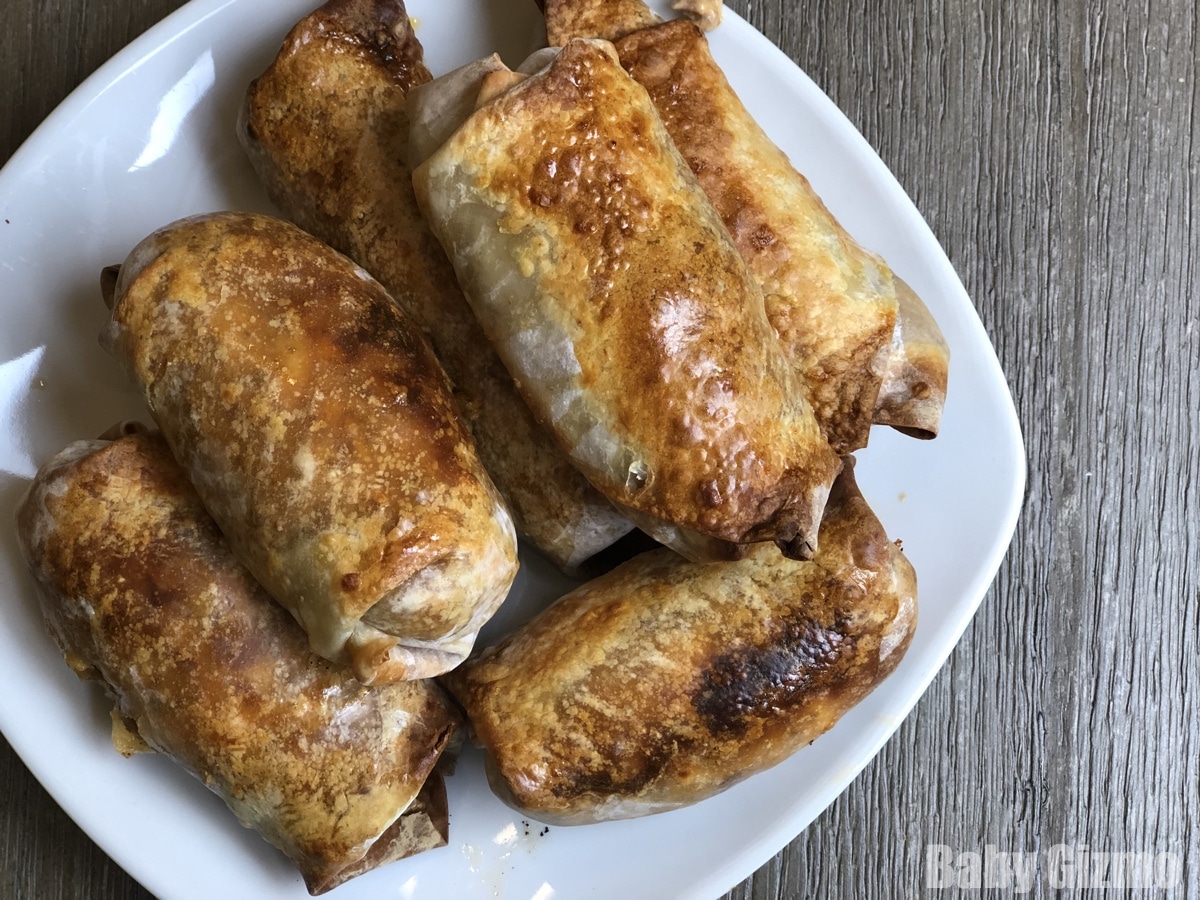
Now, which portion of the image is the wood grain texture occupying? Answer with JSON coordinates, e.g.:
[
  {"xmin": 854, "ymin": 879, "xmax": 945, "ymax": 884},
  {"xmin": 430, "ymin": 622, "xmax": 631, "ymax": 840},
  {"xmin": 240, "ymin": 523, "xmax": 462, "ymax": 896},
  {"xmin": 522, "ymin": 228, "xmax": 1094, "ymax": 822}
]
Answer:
[{"xmin": 2, "ymin": 0, "xmax": 1198, "ymax": 898}]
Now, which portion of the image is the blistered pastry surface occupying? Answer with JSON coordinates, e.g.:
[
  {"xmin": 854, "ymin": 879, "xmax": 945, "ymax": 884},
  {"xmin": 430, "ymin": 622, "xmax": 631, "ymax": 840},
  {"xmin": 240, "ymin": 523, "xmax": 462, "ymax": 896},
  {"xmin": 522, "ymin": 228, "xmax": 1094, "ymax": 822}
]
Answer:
[
  {"xmin": 106, "ymin": 212, "xmax": 518, "ymax": 682},
  {"xmin": 443, "ymin": 463, "xmax": 916, "ymax": 824},
  {"xmin": 416, "ymin": 40, "xmax": 840, "ymax": 549},
  {"xmin": 15, "ymin": 432, "xmax": 459, "ymax": 891},
  {"xmin": 542, "ymin": 0, "xmax": 661, "ymax": 45},
  {"xmin": 617, "ymin": 20, "xmax": 899, "ymax": 453}
]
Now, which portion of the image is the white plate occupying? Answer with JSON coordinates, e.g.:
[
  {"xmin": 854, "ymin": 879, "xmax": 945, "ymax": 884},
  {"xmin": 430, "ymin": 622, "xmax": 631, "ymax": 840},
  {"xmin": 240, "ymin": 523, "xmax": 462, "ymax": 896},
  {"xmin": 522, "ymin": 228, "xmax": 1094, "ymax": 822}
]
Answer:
[{"xmin": 0, "ymin": 1, "xmax": 1025, "ymax": 897}]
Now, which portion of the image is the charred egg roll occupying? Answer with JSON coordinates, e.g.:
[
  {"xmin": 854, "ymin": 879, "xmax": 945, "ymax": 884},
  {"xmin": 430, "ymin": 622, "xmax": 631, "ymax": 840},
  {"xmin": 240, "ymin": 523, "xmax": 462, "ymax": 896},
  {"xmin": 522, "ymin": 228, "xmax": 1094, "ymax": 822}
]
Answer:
[
  {"xmin": 16, "ymin": 431, "xmax": 460, "ymax": 894},
  {"xmin": 543, "ymin": 0, "xmax": 950, "ymax": 449},
  {"xmin": 238, "ymin": 0, "xmax": 633, "ymax": 572},
  {"xmin": 101, "ymin": 212, "xmax": 518, "ymax": 684},
  {"xmin": 441, "ymin": 460, "xmax": 916, "ymax": 824},
  {"xmin": 412, "ymin": 40, "xmax": 841, "ymax": 561}
]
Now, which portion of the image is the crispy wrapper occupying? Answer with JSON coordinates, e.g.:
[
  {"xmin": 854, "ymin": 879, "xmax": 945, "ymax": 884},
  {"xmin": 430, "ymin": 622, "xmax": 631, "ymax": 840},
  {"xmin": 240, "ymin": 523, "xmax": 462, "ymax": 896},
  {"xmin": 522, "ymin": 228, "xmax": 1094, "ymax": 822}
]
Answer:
[
  {"xmin": 441, "ymin": 460, "xmax": 917, "ymax": 824},
  {"xmin": 16, "ymin": 432, "xmax": 459, "ymax": 894},
  {"xmin": 412, "ymin": 40, "xmax": 841, "ymax": 561},
  {"xmin": 543, "ymin": 1, "xmax": 950, "ymax": 448},
  {"xmin": 539, "ymin": 0, "xmax": 660, "ymax": 44},
  {"xmin": 871, "ymin": 277, "xmax": 950, "ymax": 439},
  {"xmin": 238, "ymin": 0, "xmax": 632, "ymax": 572},
  {"xmin": 102, "ymin": 212, "xmax": 518, "ymax": 684}
]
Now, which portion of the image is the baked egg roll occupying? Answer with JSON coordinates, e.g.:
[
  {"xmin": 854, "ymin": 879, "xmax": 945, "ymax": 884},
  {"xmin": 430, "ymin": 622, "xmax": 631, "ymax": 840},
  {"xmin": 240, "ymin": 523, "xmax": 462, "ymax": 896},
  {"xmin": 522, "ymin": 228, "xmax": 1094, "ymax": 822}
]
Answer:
[
  {"xmin": 16, "ymin": 431, "xmax": 459, "ymax": 894},
  {"xmin": 101, "ymin": 212, "xmax": 518, "ymax": 684},
  {"xmin": 540, "ymin": 0, "xmax": 660, "ymax": 44},
  {"xmin": 441, "ymin": 460, "xmax": 916, "ymax": 824},
  {"xmin": 412, "ymin": 40, "xmax": 841, "ymax": 561},
  {"xmin": 544, "ymin": 1, "xmax": 949, "ymax": 449},
  {"xmin": 670, "ymin": 0, "xmax": 723, "ymax": 32},
  {"xmin": 239, "ymin": 0, "xmax": 633, "ymax": 572},
  {"xmin": 541, "ymin": 0, "xmax": 720, "ymax": 38},
  {"xmin": 872, "ymin": 276, "xmax": 951, "ymax": 439}
]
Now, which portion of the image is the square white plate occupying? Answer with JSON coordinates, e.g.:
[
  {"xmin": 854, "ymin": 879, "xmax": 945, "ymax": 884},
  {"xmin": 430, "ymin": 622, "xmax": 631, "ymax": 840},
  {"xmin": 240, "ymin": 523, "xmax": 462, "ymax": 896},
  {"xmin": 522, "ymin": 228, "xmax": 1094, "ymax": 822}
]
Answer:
[{"xmin": 0, "ymin": 0, "xmax": 1025, "ymax": 897}]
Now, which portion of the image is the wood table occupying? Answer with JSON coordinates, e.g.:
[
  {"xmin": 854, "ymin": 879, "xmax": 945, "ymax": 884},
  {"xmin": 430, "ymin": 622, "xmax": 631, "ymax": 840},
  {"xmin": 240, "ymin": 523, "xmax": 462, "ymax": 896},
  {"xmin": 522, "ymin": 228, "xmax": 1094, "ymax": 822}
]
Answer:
[{"xmin": 3, "ymin": 0, "xmax": 1196, "ymax": 896}]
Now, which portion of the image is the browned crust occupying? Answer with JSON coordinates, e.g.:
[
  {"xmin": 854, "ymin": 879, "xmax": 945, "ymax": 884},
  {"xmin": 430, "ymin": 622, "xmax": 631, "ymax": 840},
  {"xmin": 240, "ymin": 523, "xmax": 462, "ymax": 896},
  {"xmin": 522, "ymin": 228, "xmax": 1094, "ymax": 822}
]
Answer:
[
  {"xmin": 872, "ymin": 276, "xmax": 950, "ymax": 438},
  {"xmin": 541, "ymin": 4, "xmax": 949, "ymax": 451},
  {"xmin": 615, "ymin": 20, "xmax": 898, "ymax": 454},
  {"xmin": 240, "ymin": 0, "xmax": 632, "ymax": 571},
  {"xmin": 306, "ymin": 0, "xmax": 430, "ymax": 84},
  {"xmin": 416, "ymin": 40, "xmax": 840, "ymax": 554},
  {"xmin": 16, "ymin": 433, "xmax": 459, "ymax": 891},
  {"xmin": 309, "ymin": 773, "xmax": 449, "ymax": 894},
  {"xmin": 239, "ymin": 0, "xmax": 432, "ymax": 273},
  {"xmin": 441, "ymin": 460, "xmax": 917, "ymax": 824},
  {"xmin": 671, "ymin": 0, "xmax": 722, "ymax": 32},
  {"xmin": 542, "ymin": 0, "xmax": 661, "ymax": 45},
  {"xmin": 104, "ymin": 212, "xmax": 518, "ymax": 683}
]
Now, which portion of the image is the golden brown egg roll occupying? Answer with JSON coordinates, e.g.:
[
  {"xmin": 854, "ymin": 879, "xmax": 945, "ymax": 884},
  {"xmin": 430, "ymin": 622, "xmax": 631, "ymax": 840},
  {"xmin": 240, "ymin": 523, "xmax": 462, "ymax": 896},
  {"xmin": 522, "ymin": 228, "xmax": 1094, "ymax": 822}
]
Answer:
[
  {"xmin": 412, "ymin": 40, "xmax": 841, "ymax": 561},
  {"xmin": 543, "ymin": 1, "xmax": 950, "ymax": 449},
  {"xmin": 872, "ymin": 276, "xmax": 951, "ymax": 439},
  {"xmin": 101, "ymin": 212, "xmax": 518, "ymax": 684},
  {"xmin": 670, "ymin": 0, "xmax": 723, "ymax": 32},
  {"xmin": 540, "ymin": 0, "xmax": 660, "ymax": 44},
  {"xmin": 541, "ymin": 0, "xmax": 718, "ymax": 40},
  {"xmin": 441, "ymin": 460, "xmax": 916, "ymax": 824},
  {"xmin": 16, "ymin": 431, "xmax": 459, "ymax": 894},
  {"xmin": 238, "ymin": 0, "xmax": 633, "ymax": 572}
]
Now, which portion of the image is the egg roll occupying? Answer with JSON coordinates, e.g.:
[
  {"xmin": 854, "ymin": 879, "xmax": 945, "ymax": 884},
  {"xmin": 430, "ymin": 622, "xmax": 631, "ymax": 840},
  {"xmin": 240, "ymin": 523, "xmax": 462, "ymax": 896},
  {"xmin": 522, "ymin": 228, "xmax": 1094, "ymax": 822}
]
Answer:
[
  {"xmin": 412, "ymin": 40, "xmax": 841, "ymax": 561},
  {"xmin": 101, "ymin": 212, "xmax": 518, "ymax": 684},
  {"xmin": 16, "ymin": 431, "xmax": 459, "ymax": 894},
  {"xmin": 238, "ymin": 0, "xmax": 633, "ymax": 572},
  {"xmin": 441, "ymin": 460, "xmax": 917, "ymax": 824},
  {"xmin": 543, "ymin": 1, "xmax": 950, "ymax": 449},
  {"xmin": 541, "ymin": 0, "xmax": 660, "ymax": 44}
]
